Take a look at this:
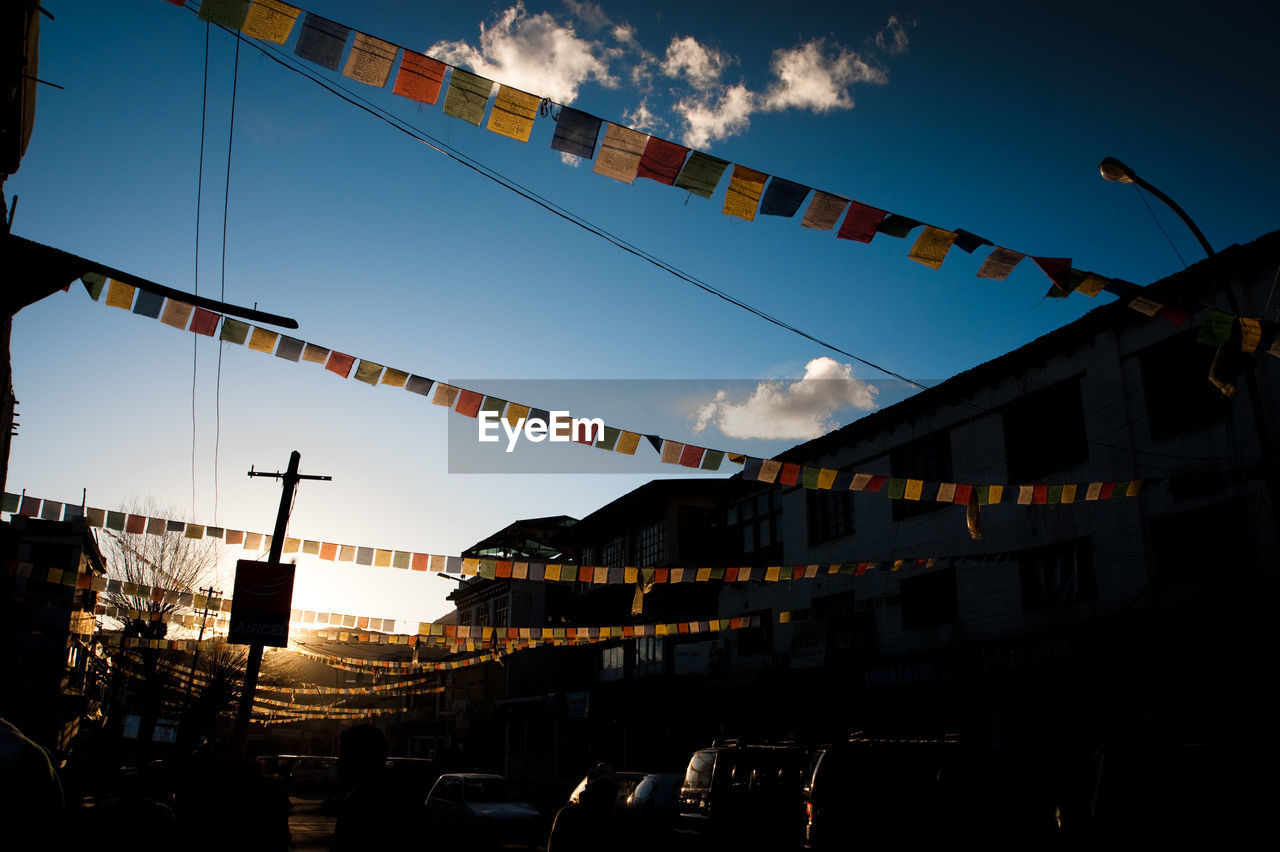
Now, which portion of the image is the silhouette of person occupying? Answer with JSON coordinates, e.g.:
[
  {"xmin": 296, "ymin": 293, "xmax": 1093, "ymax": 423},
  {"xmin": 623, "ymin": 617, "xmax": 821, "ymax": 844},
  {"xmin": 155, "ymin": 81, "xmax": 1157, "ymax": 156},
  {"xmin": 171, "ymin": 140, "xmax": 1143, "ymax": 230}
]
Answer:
[
  {"xmin": 331, "ymin": 724, "xmax": 421, "ymax": 851},
  {"xmin": 546, "ymin": 762, "xmax": 635, "ymax": 852},
  {"xmin": 0, "ymin": 717, "xmax": 65, "ymax": 842}
]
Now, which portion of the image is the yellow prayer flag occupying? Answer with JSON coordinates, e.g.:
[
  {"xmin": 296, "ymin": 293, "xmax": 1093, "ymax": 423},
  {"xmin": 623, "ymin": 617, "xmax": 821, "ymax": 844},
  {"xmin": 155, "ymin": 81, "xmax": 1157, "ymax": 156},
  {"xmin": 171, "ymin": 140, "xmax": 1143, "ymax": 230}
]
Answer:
[
  {"xmin": 616, "ymin": 431, "xmax": 641, "ymax": 455},
  {"xmin": 1240, "ymin": 317, "xmax": 1262, "ymax": 352},
  {"xmin": 505, "ymin": 403, "xmax": 530, "ymax": 428},
  {"xmin": 1077, "ymin": 273, "xmax": 1108, "ymax": 297},
  {"xmin": 817, "ymin": 468, "xmax": 838, "ymax": 490},
  {"xmin": 487, "ymin": 85, "xmax": 541, "ymax": 142},
  {"xmin": 765, "ymin": 566, "xmax": 781, "ymax": 582},
  {"xmin": 381, "ymin": 368, "xmax": 409, "ymax": 388},
  {"xmin": 1126, "ymin": 480, "xmax": 1143, "ymax": 497},
  {"xmin": 106, "ymin": 279, "xmax": 136, "ymax": 309},
  {"xmin": 248, "ymin": 326, "xmax": 278, "ymax": 353},
  {"xmin": 624, "ymin": 567, "xmax": 637, "ymax": 584},
  {"xmin": 461, "ymin": 558, "xmax": 479, "ymax": 576},
  {"xmin": 374, "ymin": 549, "xmax": 393, "ymax": 567},
  {"xmin": 283, "ymin": 538, "xmax": 301, "ymax": 553},
  {"xmin": 432, "ymin": 384, "xmax": 460, "ymax": 407},
  {"xmin": 987, "ymin": 485, "xmax": 1003, "ymax": 504},
  {"xmin": 242, "ymin": 0, "xmax": 299, "ymax": 44},
  {"xmin": 545, "ymin": 564, "xmax": 562, "ymax": 581},
  {"xmin": 723, "ymin": 166, "xmax": 768, "ymax": 221},
  {"xmin": 696, "ymin": 568, "xmax": 711, "ymax": 582},
  {"xmin": 905, "ymin": 479, "xmax": 924, "ymax": 501},
  {"xmin": 779, "ymin": 611, "xmax": 791, "ymax": 623},
  {"xmin": 1061, "ymin": 484, "xmax": 1077, "ymax": 504},
  {"xmin": 908, "ymin": 226, "xmax": 958, "ymax": 270}
]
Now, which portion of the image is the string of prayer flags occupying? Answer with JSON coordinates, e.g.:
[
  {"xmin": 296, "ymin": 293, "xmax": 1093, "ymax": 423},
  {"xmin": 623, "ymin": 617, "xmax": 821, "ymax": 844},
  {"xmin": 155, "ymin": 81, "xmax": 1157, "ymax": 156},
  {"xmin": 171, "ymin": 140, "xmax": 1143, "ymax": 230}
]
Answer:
[
  {"xmin": 199, "ymin": 0, "xmax": 250, "ymax": 30},
  {"xmin": 723, "ymin": 166, "xmax": 769, "ymax": 221},
  {"xmin": 908, "ymin": 226, "xmax": 959, "ymax": 270},
  {"xmin": 977, "ymin": 247, "xmax": 1025, "ymax": 280},
  {"xmin": 674, "ymin": 152, "xmax": 730, "ymax": 199},
  {"xmin": 242, "ymin": 1, "xmax": 300, "ymax": 45},
  {"xmin": 837, "ymin": 201, "xmax": 887, "ymax": 243},
  {"xmin": 593, "ymin": 123, "xmax": 648, "ymax": 183},
  {"xmin": 876, "ymin": 214, "xmax": 923, "ymax": 239},
  {"xmin": 551, "ymin": 108, "xmax": 602, "ymax": 159},
  {"xmin": 759, "ymin": 178, "xmax": 810, "ymax": 218},
  {"xmin": 343, "ymin": 32, "xmax": 399, "ymax": 88},
  {"xmin": 637, "ymin": 137, "xmax": 690, "ymax": 185},
  {"xmin": 393, "ymin": 52, "xmax": 447, "ymax": 104},
  {"xmin": 488, "ymin": 85, "xmax": 541, "ymax": 142},
  {"xmin": 802, "ymin": 192, "xmax": 849, "ymax": 231},
  {"xmin": 294, "ymin": 13, "xmax": 350, "ymax": 72},
  {"xmin": 442, "ymin": 69, "xmax": 495, "ymax": 126}
]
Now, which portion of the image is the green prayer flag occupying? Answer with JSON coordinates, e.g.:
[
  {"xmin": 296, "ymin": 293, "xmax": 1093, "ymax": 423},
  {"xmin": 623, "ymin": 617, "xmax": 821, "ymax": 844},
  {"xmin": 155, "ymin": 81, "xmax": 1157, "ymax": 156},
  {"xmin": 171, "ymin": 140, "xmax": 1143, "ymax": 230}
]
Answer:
[
  {"xmin": 1047, "ymin": 484, "xmax": 1063, "ymax": 504},
  {"xmin": 700, "ymin": 449, "xmax": 725, "ymax": 470},
  {"xmin": 802, "ymin": 466, "xmax": 820, "ymax": 489},
  {"xmin": 82, "ymin": 272, "xmax": 106, "ymax": 301},
  {"xmin": 198, "ymin": 0, "xmax": 250, "ymax": 29},
  {"xmin": 595, "ymin": 426, "xmax": 621, "ymax": 451},
  {"xmin": 442, "ymin": 69, "xmax": 494, "ymax": 126},
  {"xmin": 887, "ymin": 477, "xmax": 907, "ymax": 499},
  {"xmin": 106, "ymin": 511, "xmax": 126, "ymax": 531},
  {"xmin": 1196, "ymin": 309, "xmax": 1233, "ymax": 345},
  {"xmin": 354, "ymin": 360, "xmax": 384, "ymax": 385},
  {"xmin": 673, "ymin": 152, "xmax": 730, "ymax": 199},
  {"xmin": 2, "ymin": 492, "xmax": 19, "ymax": 513},
  {"xmin": 480, "ymin": 396, "xmax": 506, "ymax": 416},
  {"xmin": 219, "ymin": 318, "xmax": 250, "ymax": 345}
]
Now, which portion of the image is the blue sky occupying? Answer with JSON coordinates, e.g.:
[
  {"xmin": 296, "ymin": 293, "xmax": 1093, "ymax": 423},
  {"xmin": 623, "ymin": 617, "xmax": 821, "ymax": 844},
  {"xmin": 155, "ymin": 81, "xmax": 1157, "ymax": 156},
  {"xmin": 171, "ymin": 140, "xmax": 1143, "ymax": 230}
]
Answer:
[{"xmin": 6, "ymin": 0, "xmax": 1279, "ymax": 625}]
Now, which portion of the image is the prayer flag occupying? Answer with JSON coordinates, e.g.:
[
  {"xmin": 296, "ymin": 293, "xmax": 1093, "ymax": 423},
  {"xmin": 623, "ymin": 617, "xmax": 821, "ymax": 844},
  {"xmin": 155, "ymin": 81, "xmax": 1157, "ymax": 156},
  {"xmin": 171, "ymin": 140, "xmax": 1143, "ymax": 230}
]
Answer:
[
  {"xmin": 488, "ymin": 85, "xmax": 541, "ymax": 142},
  {"xmin": 146, "ymin": 517, "xmax": 166, "ymax": 536},
  {"xmin": 275, "ymin": 336, "xmax": 304, "ymax": 361},
  {"xmin": 125, "ymin": 514, "xmax": 146, "ymax": 534},
  {"xmin": 701, "ymin": 449, "xmax": 725, "ymax": 470},
  {"xmin": 952, "ymin": 229, "xmax": 993, "ymax": 253},
  {"xmin": 353, "ymin": 360, "xmax": 384, "ymax": 385},
  {"xmin": 243, "ymin": 1, "xmax": 299, "ymax": 44},
  {"xmin": 760, "ymin": 177, "xmax": 809, "ymax": 218},
  {"xmin": 616, "ymin": 431, "xmax": 641, "ymax": 455},
  {"xmin": 294, "ymin": 14, "xmax": 350, "ymax": 71},
  {"xmin": 393, "ymin": 52, "xmax": 446, "ymax": 104},
  {"xmin": 679, "ymin": 444, "xmax": 705, "ymax": 467},
  {"xmin": 1127, "ymin": 296, "xmax": 1163, "ymax": 316},
  {"xmin": 661, "ymin": 440, "xmax": 683, "ymax": 465},
  {"xmin": 1240, "ymin": 317, "xmax": 1263, "ymax": 353},
  {"xmin": 506, "ymin": 402, "xmax": 530, "ymax": 428},
  {"xmin": 876, "ymin": 214, "xmax": 922, "ymax": 238},
  {"xmin": 836, "ymin": 201, "xmax": 887, "ymax": 243},
  {"xmin": 936, "ymin": 482, "xmax": 957, "ymax": 503},
  {"xmin": 132, "ymin": 290, "xmax": 164, "ymax": 318},
  {"xmin": 343, "ymin": 32, "xmax": 398, "ymax": 87},
  {"xmin": 1076, "ymin": 273, "xmax": 1109, "ymax": 297},
  {"xmin": 161, "ymin": 300, "xmax": 195, "ymax": 330},
  {"xmin": 1033, "ymin": 257, "xmax": 1073, "ymax": 293},
  {"xmin": 1196, "ymin": 310, "xmax": 1233, "ymax": 345},
  {"xmin": 455, "ymin": 389, "xmax": 483, "ymax": 417},
  {"xmin": 551, "ymin": 107, "xmax": 602, "ymax": 159},
  {"xmin": 106, "ymin": 279, "xmax": 136, "ymax": 310},
  {"xmin": 381, "ymin": 368, "xmax": 408, "ymax": 388},
  {"xmin": 851, "ymin": 473, "xmax": 873, "ymax": 490},
  {"xmin": 406, "ymin": 374, "xmax": 434, "ymax": 396},
  {"xmin": 908, "ymin": 226, "xmax": 958, "ymax": 269},
  {"xmin": 325, "ymin": 351, "xmax": 355, "ymax": 378},
  {"xmin": 198, "ymin": 0, "xmax": 249, "ymax": 29},
  {"xmin": 887, "ymin": 478, "xmax": 907, "ymax": 499},
  {"xmin": 637, "ymin": 137, "xmax": 689, "ymax": 184},
  {"xmin": 674, "ymin": 152, "xmax": 730, "ymax": 198},
  {"xmin": 247, "ymin": 326, "xmax": 278, "ymax": 353},
  {"xmin": 301, "ymin": 343, "xmax": 329, "ymax": 363},
  {"xmin": 219, "ymin": 318, "xmax": 250, "ymax": 345},
  {"xmin": 190, "ymin": 308, "xmax": 220, "ymax": 336},
  {"xmin": 977, "ymin": 247, "xmax": 1025, "ymax": 280},
  {"xmin": 759, "ymin": 460, "xmax": 782, "ymax": 483},
  {"xmin": 802, "ymin": 191, "xmax": 849, "ymax": 230},
  {"xmin": 593, "ymin": 123, "xmax": 647, "ymax": 183},
  {"xmin": 742, "ymin": 457, "xmax": 763, "ymax": 480},
  {"xmin": 442, "ymin": 69, "xmax": 494, "ymax": 126},
  {"xmin": 595, "ymin": 425, "xmax": 620, "ymax": 451},
  {"xmin": 82, "ymin": 272, "xmax": 106, "ymax": 301},
  {"xmin": 905, "ymin": 479, "xmax": 924, "ymax": 500},
  {"xmin": 723, "ymin": 166, "xmax": 768, "ymax": 221},
  {"xmin": 480, "ymin": 396, "xmax": 505, "ymax": 418},
  {"xmin": 802, "ymin": 466, "xmax": 820, "ymax": 489}
]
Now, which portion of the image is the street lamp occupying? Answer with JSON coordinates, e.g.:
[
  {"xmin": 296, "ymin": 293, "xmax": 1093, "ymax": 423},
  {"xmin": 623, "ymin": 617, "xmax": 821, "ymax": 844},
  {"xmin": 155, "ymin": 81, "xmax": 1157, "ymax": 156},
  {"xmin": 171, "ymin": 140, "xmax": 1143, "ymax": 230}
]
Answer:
[{"xmin": 1098, "ymin": 157, "xmax": 1216, "ymax": 258}]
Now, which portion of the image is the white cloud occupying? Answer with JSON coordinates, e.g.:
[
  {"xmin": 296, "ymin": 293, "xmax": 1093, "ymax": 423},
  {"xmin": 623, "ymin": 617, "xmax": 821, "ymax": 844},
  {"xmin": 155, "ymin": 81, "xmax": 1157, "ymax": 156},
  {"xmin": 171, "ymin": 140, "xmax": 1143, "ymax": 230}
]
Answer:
[
  {"xmin": 660, "ymin": 36, "xmax": 735, "ymax": 91},
  {"xmin": 673, "ymin": 84, "xmax": 755, "ymax": 148},
  {"xmin": 875, "ymin": 15, "xmax": 913, "ymax": 56},
  {"xmin": 760, "ymin": 39, "xmax": 886, "ymax": 112},
  {"xmin": 691, "ymin": 358, "xmax": 879, "ymax": 441},
  {"xmin": 427, "ymin": 2, "xmax": 616, "ymax": 104},
  {"xmin": 622, "ymin": 99, "xmax": 668, "ymax": 136}
]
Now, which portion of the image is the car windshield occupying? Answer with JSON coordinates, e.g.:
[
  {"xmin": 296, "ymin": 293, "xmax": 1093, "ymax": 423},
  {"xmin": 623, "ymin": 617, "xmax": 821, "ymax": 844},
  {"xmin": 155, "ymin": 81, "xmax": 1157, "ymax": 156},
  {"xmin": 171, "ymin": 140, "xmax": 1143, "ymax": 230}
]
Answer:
[{"xmin": 464, "ymin": 777, "xmax": 520, "ymax": 803}]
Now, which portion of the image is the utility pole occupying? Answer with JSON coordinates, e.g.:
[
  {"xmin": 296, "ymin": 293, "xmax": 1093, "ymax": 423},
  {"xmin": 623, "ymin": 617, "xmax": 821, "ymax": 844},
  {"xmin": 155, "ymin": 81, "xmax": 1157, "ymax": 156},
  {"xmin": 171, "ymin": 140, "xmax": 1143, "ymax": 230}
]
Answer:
[
  {"xmin": 231, "ymin": 450, "xmax": 330, "ymax": 760},
  {"xmin": 180, "ymin": 585, "xmax": 219, "ymax": 718}
]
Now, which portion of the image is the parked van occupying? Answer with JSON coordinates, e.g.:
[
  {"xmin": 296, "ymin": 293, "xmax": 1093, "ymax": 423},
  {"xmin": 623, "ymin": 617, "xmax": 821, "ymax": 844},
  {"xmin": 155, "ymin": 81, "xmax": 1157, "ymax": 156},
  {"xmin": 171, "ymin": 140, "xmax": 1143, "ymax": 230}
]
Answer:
[{"xmin": 677, "ymin": 741, "xmax": 807, "ymax": 849}]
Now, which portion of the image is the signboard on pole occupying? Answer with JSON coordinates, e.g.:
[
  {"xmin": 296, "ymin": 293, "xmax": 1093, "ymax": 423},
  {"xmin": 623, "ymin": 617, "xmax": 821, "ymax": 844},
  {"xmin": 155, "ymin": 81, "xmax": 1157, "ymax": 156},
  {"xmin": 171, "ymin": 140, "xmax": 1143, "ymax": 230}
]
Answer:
[{"xmin": 228, "ymin": 559, "xmax": 295, "ymax": 647}]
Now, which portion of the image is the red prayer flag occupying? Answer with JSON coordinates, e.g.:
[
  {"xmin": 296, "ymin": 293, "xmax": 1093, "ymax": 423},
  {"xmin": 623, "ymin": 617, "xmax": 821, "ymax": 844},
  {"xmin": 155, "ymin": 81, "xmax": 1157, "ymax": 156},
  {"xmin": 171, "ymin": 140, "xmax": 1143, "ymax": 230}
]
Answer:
[
  {"xmin": 325, "ymin": 351, "xmax": 356, "ymax": 378},
  {"xmin": 655, "ymin": 568, "xmax": 669, "ymax": 584},
  {"xmin": 496, "ymin": 561, "xmax": 513, "ymax": 578},
  {"xmin": 125, "ymin": 514, "xmax": 146, "ymax": 534},
  {"xmin": 1033, "ymin": 257, "xmax": 1073, "ymax": 292},
  {"xmin": 393, "ymin": 52, "xmax": 447, "ymax": 104},
  {"xmin": 411, "ymin": 553, "xmax": 430, "ymax": 571},
  {"xmin": 1033, "ymin": 484, "xmax": 1048, "ymax": 505},
  {"xmin": 578, "ymin": 565, "xmax": 592, "ymax": 583},
  {"xmin": 953, "ymin": 483, "xmax": 973, "ymax": 505},
  {"xmin": 455, "ymin": 390, "xmax": 483, "ymax": 417},
  {"xmin": 779, "ymin": 462, "xmax": 801, "ymax": 486},
  {"xmin": 1099, "ymin": 482, "xmax": 1116, "ymax": 500},
  {"xmin": 679, "ymin": 444, "xmax": 705, "ymax": 467},
  {"xmin": 189, "ymin": 308, "xmax": 220, "ymax": 336},
  {"xmin": 320, "ymin": 542, "xmax": 338, "ymax": 561},
  {"xmin": 725, "ymin": 566, "xmax": 739, "ymax": 583},
  {"xmin": 837, "ymin": 201, "xmax": 887, "ymax": 243},
  {"xmin": 636, "ymin": 137, "xmax": 689, "ymax": 185},
  {"xmin": 866, "ymin": 474, "xmax": 888, "ymax": 492}
]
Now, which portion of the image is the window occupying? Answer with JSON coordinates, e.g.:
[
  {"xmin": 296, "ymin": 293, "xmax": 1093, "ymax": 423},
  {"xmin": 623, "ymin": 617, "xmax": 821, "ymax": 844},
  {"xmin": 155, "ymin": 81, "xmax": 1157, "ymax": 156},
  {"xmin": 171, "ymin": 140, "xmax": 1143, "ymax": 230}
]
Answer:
[
  {"xmin": 637, "ymin": 521, "xmax": 664, "ymax": 566},
  {"xmin": 808, "ymin": 489, "xmax": 855, "ymax": 544},
  {"xmin": 459, "ymin": 607, "xmax": 472, "ymax": 627},
  {"xmin": 891, "ymin": 431, "xmax": 952, "ymax": 520},
  {"xmin": 602, "ymin": 537, "xmax": 625, "ymax": 570},
  {"xmin": 635, "ymin": 636, "xmax": 663, "ymax": 669},
  {"xmin": 900, "ymin": 565, "xmax": 958, "ymax": 629},
  {"xmin": 600, "ymin": 644, "xmax": 624, "ymax": 681},
  {"xmin": 730, "ymin": 491, "xmax": 782, "ymax": 562},
  {"xmin": 678, "ymin": 506, "xmax": 719, "ymax": 561},
  {"xmin": 1138, "ymin": 332, "xmax": 1231, "ymax": 441},
  {"xmin": 1019, "ymin": 537, "xmax": 1097, "ymax": 611},
  {"xmin": 1003, "ymin": 378, "xmax": 1088, "ymax": 483},
  {"xmin": 494, "ymin": 595, "xmax": 509, "ymax": 628}
]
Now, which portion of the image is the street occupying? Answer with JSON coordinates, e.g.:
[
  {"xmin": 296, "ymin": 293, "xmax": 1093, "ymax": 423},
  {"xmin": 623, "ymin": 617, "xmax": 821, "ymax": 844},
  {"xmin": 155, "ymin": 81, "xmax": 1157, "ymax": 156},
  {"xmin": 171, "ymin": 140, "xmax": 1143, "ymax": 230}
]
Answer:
[{"xmin": 288, "ymin": 797, "xmax": 334, "ymax": 852}]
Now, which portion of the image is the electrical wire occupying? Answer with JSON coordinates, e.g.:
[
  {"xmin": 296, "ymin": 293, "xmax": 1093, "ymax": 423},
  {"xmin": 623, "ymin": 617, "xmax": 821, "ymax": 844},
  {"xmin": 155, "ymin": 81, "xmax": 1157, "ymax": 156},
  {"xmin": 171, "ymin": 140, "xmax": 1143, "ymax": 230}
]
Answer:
[
  {"xmin": 215, "ymin": 33, "xmax": 242, "ymax": 524},
  {"xmin": 192, "ymin": 20, "xmax": 211, "ymax": 522}
]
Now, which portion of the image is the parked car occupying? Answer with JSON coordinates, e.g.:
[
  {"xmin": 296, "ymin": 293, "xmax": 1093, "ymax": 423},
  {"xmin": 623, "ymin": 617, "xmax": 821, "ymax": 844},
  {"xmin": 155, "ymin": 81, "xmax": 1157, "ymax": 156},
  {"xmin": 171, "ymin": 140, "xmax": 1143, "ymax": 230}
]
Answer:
[
  {"xmin": 425, "ymin": 772, "xmax": 544, "ymax": 849},
  {"xmin": 676, "ymin": 741, "xmax": 807, "ymax": 849},
  {"xmin": 567, "ymin": 770, "xmax": 646, "ymax": 807},
  {"xmin": 801, "ymin": 733, "xmax": 964, "ymax": 850},
  {"xmin": 625, "ymin": 771, "xmax": 682, "ymax": 834}
]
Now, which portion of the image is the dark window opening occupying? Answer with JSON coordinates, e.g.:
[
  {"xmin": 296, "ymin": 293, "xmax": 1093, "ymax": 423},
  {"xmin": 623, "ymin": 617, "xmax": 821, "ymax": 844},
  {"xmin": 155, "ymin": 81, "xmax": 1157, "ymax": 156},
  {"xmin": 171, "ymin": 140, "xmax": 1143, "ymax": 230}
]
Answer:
[
  {"xmin": 1138, "ymin": 332, "xmax": 1232, "ymax": 442},
  {"xmin": 891, "ymin": 431, "xmax": 953, "ymax": 520},
  {"xmin": 1003, "ymin": 377, "xmax": 1088, "ymax": 483},
  {"xmin": 808, "ymin": 489, "xmax": 855, "ymax": 544},
  {"xmin": 1019, "ymin": 537, "xmax": 1097, "ymax": 611}
]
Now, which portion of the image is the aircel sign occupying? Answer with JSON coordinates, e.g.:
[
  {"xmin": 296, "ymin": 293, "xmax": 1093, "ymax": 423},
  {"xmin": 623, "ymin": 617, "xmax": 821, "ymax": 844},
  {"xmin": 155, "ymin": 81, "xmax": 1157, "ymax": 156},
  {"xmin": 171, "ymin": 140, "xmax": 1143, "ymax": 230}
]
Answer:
[{"xmin": 478, "ymin": 410, "xmax": 604, "ymax": 452}]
